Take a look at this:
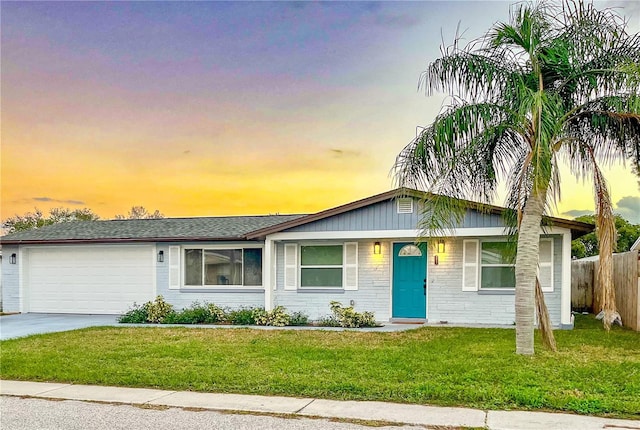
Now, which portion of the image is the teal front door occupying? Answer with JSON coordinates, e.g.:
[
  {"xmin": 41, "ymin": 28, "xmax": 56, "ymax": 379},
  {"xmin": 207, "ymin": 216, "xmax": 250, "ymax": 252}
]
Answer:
[{"xmin": 392, "ymin": 242, "xmax": 427, "ymax": 318}]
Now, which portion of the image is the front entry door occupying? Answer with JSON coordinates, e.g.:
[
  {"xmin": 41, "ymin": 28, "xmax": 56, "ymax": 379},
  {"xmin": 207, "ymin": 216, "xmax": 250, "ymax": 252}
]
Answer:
[{"xmin": 392, "ymin": 242, "xmax": 427, "ymax": 318}]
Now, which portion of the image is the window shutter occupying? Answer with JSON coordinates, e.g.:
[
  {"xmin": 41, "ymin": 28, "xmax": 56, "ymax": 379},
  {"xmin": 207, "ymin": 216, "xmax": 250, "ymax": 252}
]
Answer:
[
  {"xmin": 284, "ymin": 244, "xmax": 298, "ymax": 290},
  {"xmin": 169, "ymin": 246, "xmax": 180, "ymax": 290},
  {"xmin": 462, "ymin": 240, "xmax": 479, "ymax": 291},
  {"xmin": 343, "ymin": 242, "xmax": 358, "ymax": 290},
  {"xmin": 538, "ymin": 239, "xmax": 554, "ymax": 292}
]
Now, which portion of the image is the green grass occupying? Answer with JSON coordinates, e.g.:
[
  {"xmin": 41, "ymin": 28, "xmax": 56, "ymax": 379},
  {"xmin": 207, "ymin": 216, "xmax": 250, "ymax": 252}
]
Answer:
[{"xmin": 1, "ymin": 315, "xmax": 638, "ymax": 419}]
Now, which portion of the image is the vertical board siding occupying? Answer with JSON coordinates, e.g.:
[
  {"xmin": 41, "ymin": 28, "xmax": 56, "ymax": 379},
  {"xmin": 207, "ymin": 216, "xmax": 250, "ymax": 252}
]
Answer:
[
  {"xmin": 274, "ymin": 241, "xmax": 391, "ymax": 321},
  {"xmin": 286, "ymin": 199, "xmax": 504, "ymax": 232},
  {"xmin": 1, "ymin": 245, "xmax": 20, "ymax": 312}
]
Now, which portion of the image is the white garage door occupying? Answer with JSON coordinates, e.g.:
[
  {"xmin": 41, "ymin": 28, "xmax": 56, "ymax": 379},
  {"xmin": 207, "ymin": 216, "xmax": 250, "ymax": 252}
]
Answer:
[{"xmin": 25, "ymin": 245, "xmax": 155, "ymax": 314}]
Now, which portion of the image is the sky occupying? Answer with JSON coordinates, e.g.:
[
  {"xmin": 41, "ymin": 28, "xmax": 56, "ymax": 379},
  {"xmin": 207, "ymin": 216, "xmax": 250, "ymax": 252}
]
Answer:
[{"xmin": 2, "ymin": 1, "xmax": 639, "ymax": 223}]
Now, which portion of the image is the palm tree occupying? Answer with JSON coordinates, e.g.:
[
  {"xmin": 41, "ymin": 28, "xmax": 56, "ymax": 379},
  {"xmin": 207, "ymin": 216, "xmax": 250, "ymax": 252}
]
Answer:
[{"xmin": 394, "ymin": 0, "xmax": 640, "ymax": 355}]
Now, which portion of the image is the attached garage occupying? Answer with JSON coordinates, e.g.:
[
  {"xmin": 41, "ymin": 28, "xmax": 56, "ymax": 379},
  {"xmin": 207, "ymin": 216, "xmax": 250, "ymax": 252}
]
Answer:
[{"xmin": 23, "ymin": 245, "xmax": 155, "ymax": 314}]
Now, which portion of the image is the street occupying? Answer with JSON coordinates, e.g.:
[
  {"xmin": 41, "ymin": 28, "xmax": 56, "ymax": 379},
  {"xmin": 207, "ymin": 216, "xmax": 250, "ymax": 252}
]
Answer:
[{"xmin": 0, "ymin": 396, "xmax": 420, "ymax": 430}]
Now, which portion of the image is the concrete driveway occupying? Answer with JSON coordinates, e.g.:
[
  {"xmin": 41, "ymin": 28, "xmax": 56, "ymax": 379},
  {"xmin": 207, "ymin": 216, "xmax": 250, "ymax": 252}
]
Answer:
[{"xmin": 0, "ymin": 314, "xmax": 119, "ymax": 340}]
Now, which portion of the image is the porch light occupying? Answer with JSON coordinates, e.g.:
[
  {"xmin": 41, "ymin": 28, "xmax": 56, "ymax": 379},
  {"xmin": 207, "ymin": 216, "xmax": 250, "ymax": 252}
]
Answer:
[
  {"xmin": 437, "ymin": 239, "xmax": 445, "ymax": 254},
  {"xmin": 157, "ymin": 250, "xmax": 164, "ymax": 263},
  {"xmin": 10, "ymin": 253, "xmax": 17, "ymax": 264},
  {"xmin": 373, "ymin": 242, "xmax": 381, "ymax": 255}
]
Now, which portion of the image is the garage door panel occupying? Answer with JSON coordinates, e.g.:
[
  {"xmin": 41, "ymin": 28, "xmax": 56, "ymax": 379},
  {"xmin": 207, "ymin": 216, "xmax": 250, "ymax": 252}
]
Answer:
[{"xmin": 26, "ymin": 246, "xmax": 155, "ymax": 314}]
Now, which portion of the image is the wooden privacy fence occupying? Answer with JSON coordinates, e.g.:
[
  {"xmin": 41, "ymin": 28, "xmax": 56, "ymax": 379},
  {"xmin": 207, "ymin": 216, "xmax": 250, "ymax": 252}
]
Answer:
[{"xmin": 571, "ymin": 251, "xmax": 640, "ymax": 331}]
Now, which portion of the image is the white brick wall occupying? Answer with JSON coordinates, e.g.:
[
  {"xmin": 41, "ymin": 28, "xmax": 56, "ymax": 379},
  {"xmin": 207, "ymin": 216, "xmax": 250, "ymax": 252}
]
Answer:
[
  {"xmin": 427, "ymin": 236, "xmax": 562, "ymax": 325},
  {"xmin": 274, "ymin": 241, "xmax": 391, "ymax": 321}
]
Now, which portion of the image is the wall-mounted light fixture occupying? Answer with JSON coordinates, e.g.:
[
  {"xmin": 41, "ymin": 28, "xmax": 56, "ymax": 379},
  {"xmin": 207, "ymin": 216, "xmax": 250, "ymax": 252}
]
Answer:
[
  {"xmin": 373, "ymin": 242, "xmax": 381, "ymax": 255},
  {"xmin": 10, "ymin": 253, "xmax": 17, "ymax": 264},
  {"xmin": 157, "ymin": 250, "xmax": 164, "ymax": 263},
  {"xmin": 438, "ymin": 239, "xmax": 445, "ymax": 254}
]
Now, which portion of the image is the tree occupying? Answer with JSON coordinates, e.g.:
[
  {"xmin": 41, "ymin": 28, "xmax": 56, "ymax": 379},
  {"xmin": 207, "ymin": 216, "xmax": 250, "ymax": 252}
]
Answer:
[
  {"xmin": 395, "ymin": 1, "xmax": 640, "ymax": 354},
  {"xmin": 571, "ymin": 214, "xmax": 640, "ymax": 258},
  {"xmin": 1, "ymin": 208, "xmax": 100, "ymax": 234},
  {"xmin": 114, "ymin": 206, "xmax": 164, "ymax": 220}
]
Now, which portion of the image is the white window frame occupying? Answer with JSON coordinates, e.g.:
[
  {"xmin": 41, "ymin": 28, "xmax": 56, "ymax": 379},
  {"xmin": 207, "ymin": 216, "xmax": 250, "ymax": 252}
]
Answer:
[
  {"xmin": 181, "ymin": 244, "xmax": 264, "ymax": 289},
  {"xmin": 479, "ymin": 240, "xmax": 516, "ymax": 290},
  {"xmin": 396, "ymin": 198, "xmax": 414, "ymax": 214},
  {"xmin": 299, "ymin": 243, "xmax": 344, "ymax": 289}
]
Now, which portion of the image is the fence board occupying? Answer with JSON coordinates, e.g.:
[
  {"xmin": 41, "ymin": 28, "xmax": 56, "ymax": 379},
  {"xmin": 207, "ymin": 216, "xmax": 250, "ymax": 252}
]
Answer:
[
  {"xmin": 571, "ymin": 261, "xmax": 594, "ymax": 312},
  {"xmin": 571, "ymin": 251, "xmax": 639, "ymax": 331}
]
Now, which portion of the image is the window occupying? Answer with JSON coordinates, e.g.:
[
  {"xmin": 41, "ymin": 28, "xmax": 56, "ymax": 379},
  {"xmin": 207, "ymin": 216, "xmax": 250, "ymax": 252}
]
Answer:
[
  {"xmin": 398, "ymin": 244, "xmax": 422, "ymax": 256},
  {"xmin": 184, "ymin": 248, "xmax": 262, "ymax": 287},
  {"xmin": 300, "ymin": 245, "xmax": 343, "ymax": 288},
  {"xmin": 480, "ymin": 241, "xmax": 515, "ymax": 289}
]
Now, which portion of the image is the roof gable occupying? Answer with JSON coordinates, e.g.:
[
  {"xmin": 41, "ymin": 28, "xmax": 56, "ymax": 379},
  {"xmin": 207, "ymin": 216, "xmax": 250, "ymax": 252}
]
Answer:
[{"xmin": 247, "ymin": 188, "xmax": 593, "ymax": 239}]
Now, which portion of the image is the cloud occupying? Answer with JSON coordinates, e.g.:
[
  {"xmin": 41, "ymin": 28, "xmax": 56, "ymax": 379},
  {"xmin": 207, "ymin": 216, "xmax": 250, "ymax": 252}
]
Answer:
[
  {"xmin": 32, "ymin": 197, "xmax": 86, "ymax": 205},
  {"xmin": 562, "ymin": 209, "xmax": 592, "ymax": 218},
  {"xmin": 330, "ymin": 148, "xmax": 361, "ymax": 158},
  {"xmin": 615, "ymin": 196, "xmax": 640, "ymax": 224},
  {"xmin": 374, "ymin": 12, "xmax": 422, "ymax": 29}
]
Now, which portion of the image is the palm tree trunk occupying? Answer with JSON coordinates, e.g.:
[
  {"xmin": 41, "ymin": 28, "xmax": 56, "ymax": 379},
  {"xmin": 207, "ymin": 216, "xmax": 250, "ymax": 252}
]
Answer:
[{"xmin": 515, "ymin": 188, "xmax": 547, "ymax": 355}]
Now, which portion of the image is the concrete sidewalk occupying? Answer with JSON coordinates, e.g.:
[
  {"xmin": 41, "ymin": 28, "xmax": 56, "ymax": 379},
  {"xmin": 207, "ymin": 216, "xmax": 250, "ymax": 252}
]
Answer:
[{"xmin": 1, "ymin": 380, "xmax": 638, "ymax": 430}]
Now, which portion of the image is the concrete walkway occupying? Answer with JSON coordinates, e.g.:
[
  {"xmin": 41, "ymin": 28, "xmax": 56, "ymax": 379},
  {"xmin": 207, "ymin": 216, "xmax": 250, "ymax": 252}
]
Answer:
[
  {"xmin": 1, "ymin": 380, "xmax": 638, "ymax": 430},
  {"xmin": 0, "ymin": 313, "xmax": 432, "ymax": 341}
]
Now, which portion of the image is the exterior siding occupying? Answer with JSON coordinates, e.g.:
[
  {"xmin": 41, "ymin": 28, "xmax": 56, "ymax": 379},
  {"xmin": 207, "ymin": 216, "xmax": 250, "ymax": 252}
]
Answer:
[
  {"xmin": 427, "ymin": 236, "xmax": 562, "ymax": 325},
  {"xmin": 155, "ymin": 243, "xmax": 264, "ymax": 310},
  {"xmin": 286, "ymin": 199, "xmax": 505, "ymax": 232},
  {"xmin": 1, "ymin": 245, "xmax": 20, "ymax": 312},
  {"xmin": 274, "ymin": 241, "xmax": 391, "ymax": 321}
]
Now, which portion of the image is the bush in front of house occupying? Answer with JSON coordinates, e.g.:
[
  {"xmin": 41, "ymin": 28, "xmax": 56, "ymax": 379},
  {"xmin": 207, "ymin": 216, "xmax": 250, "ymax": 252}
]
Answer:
[
  {"xmin": 228, "ymin": 307, "xmax": 258, "ymax": 325},
  {"xmin": 145, "ymin": 296, "xmax": 175, "ymax": 323},
  {"xmin": 329, "ymin": 301, "xmax": 378, "ymax": 328},
  {"xmin": 118, "ymin": 302, "xmax": 149, "ymax": 323},
  {"xmin": 316, "ymin": 315, "xmax": 341, "ymax": 327},
  {"xmin": 253, "ymin": 306, "xmax": 290, "ymax": 327},
  {"xmin": 288, "ymin": 311, "xmax": 309, "ymax": 326},
  {"xmin": 118, "ymin": 299, "xmax": 377, "ymax": 328}
]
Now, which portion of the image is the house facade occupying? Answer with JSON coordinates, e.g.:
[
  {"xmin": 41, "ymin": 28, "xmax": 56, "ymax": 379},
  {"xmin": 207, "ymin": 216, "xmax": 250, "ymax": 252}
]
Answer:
[{"xmin": 0, "ymin": 189, "xmax": 592, "ymax": 327}]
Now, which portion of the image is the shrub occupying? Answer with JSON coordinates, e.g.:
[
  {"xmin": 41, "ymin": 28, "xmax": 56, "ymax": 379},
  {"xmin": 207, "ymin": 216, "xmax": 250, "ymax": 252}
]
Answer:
[
  {"xmin": 316, "ymin": 315, "xmax": 341, "ymax": 327},
  {"xmin": 144, "ymin": 296, "xmax": 174, "ymax": 323},
  {"xmin": 229, "ymin": 307, "xmax": 257, "ymax": 325},
  {"xmin": 288, "ymin": 311, "xmax": 309, "ymax": 326},
  {"xmin": 329, "ymin": 301, "xmax": 378, "ymax": 328},
  {"xmin": 118, "ymin": 303, "xmax": 148, "ymax": 323},
  {"xmin": 164, "ymin": 304, "xmax": 207, "ymax": 324},
  {"xmin": 207, "ymin": 303, "xmax": 227, "ymax": 323},
  {"xmin": 253, "ymin": 306, "xmax": 290, "ymax": 327}
]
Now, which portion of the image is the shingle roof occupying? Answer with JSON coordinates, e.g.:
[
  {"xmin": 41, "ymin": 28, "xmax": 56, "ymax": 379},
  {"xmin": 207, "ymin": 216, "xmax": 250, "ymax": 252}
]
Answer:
[{"xmin": 0, "ymin": 215, "xmax": 305, "ymax": 244}]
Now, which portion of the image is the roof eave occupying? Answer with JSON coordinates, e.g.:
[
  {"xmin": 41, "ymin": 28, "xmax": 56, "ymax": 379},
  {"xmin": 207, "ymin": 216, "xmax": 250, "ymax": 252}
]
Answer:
[{"xmin": 0, "ymin": 236, "xmax": 253, "ymax": 245}]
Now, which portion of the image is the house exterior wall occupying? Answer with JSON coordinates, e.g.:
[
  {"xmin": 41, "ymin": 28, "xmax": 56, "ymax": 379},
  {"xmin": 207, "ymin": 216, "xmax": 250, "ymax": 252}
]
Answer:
[
  {"xmin": 273, "ymin": 241, "xmax": 392, "ymax": 321},
  {"xmin": 287, "ymin": 199, "xmax": 505, "ymax": 232},
  {"xmin": 271, "ymin": 235, "xmax": 563, "ymax": 325},
  {"xmin": 155, "ymin": 243, "xmax": 264, "ymax": 310},
  {"xmin": 1, "ymin": 245, "xmax": 20, "ymax": 312},
  {"xmin": 426, "ymin": 235, "xmax": 562, "ymax": 325}
]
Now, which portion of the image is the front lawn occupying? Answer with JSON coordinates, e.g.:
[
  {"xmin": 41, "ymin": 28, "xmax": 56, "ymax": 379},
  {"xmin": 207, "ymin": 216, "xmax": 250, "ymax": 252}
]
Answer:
[{"xmin": 1, "ymin": 315, "xmax": 638, "ymax": 419}]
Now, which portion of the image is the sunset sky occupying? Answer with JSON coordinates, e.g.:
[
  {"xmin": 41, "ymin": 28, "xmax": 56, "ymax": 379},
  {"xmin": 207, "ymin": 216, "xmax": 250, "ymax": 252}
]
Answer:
[{"xmin": 2, "ymin": 1, "xmax": 639, "ymax": 223}]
